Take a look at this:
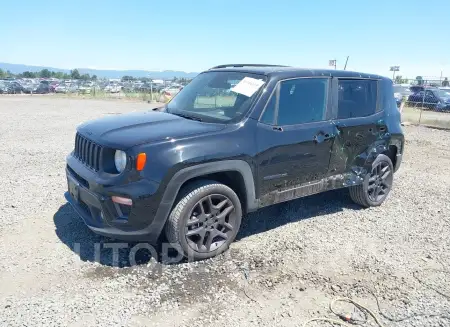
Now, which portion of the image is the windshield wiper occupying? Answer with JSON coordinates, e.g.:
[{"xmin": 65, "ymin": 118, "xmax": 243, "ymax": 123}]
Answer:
[{"xmin": 171, "ymin": 112, "xmax": 202, "ymax": 122}]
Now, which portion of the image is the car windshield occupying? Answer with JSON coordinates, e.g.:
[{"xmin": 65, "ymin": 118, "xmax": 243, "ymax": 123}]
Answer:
[{"xmin": 166, "ymin": 71, "xmax": 267, "ymax": 123}]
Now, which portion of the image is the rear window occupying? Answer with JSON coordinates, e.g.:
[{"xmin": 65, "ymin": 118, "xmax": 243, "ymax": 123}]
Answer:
[{"xmin": 337, "ymin": 79, "xmax": 378, "ymax": 119}]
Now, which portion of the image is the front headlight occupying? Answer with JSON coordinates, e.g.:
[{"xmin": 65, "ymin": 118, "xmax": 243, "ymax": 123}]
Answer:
[{"xmin": 114, "ymin": 150, "xmax": 127, "ymax": 173}]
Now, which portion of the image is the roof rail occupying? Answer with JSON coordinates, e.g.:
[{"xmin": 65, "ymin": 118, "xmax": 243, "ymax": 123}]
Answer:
[{"xmin": 209, "ymin": 64, "xmax": 288, "ymax": 70}]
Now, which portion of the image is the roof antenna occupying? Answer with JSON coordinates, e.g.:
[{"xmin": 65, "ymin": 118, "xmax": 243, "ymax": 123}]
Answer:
[{"xmin": 343, "ymin": 56, "xmax": 349, "ymax": 70}]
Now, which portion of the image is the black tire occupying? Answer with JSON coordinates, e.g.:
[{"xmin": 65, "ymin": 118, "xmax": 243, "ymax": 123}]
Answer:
[
  {"xmin": 349, "ymin": 154, "xmax": 394, "ymax": 208},
  {"xmin": 165, "ymin": 180, "xmax": 242, "ymax": 261}
]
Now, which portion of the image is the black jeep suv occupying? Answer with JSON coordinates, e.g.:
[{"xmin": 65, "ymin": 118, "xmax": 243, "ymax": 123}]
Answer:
[{"xmin": 65, "ymin": 64, "xmax": 404, "ymax": 260}]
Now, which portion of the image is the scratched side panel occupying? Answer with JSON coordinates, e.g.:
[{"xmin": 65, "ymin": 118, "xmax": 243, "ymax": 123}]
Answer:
[{"xmin": 255, "ymin": 121, "xmax": 336, "ymax": 198}]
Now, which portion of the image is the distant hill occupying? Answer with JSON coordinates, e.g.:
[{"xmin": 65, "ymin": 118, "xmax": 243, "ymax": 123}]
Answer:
[{"xmin": 0, "ymin": 62, "xmax": 199, "ymax": 79}]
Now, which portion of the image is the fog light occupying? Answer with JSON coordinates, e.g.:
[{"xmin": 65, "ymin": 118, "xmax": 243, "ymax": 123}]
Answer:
[{"xmin": 112, "ymin": 196, "xmax": 132, "ymax": 206}]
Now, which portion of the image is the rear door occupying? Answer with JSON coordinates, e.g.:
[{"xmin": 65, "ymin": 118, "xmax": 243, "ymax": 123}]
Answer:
[
  {"xmin": 256, "ymin": 77, "xmax": 336, "ymax": 199},
  {"xmin": 329, "ymin": 78, "xmax": 385, "ymax": 174}
]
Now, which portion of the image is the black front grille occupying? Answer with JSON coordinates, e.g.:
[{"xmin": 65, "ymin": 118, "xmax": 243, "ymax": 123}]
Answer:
[{"xmin": 74, "ymin": 133, "xmax": 102, "ymax": 171}]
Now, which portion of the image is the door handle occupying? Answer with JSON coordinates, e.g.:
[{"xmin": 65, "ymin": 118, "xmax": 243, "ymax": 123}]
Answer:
[{"xmin": 272, "ymin": 126, "xmax": 283, "ymax": 132}]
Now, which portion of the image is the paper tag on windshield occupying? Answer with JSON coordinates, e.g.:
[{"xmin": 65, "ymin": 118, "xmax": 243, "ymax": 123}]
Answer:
[{"xmin": 231, "ymin": 77, "xmax": 265, "ymax": 97}]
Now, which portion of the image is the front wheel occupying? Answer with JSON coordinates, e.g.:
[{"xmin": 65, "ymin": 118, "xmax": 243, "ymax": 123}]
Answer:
[
  {"xmin": 165, "ymin": 180, "xmax": 242, "ymax": 261},
  {"xmin": 349, "ymin": 154, "xmax": 394, "ymax": 207}
]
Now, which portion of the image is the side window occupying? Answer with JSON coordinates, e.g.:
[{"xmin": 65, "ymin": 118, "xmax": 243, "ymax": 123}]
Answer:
[
  {"xmin": 337, "ymin": 79, "xmax": 377, "ymax": 119},
  {"xmin": 260, "ymin": 92, "xmax": 276, "ymax": 124},
  {"xmin": 277, "ymin": 78, "xmax": 328, "ymax": 125},
  {"xmin": 425, "ymin": 90, "xmax": 434, "ymax": 97}
]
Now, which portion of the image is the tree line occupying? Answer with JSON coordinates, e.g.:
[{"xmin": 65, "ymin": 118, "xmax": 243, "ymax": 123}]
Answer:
[
  {"xmin": 0, "ymin": 68, "xmax": 97, "ymax": 81},
  {"xmin": 1, "ymin": 69, "xmax": 192, "ymax": 84}
]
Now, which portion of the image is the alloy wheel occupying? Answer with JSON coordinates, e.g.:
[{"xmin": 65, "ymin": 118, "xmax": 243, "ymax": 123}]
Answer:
[
  {"xmin": 184, "ymin": 194, "xmax": 236, "ymax": 253},
  {"xmin": 367, "ymin": 161, "xmax": 392, "ymax": 202}
]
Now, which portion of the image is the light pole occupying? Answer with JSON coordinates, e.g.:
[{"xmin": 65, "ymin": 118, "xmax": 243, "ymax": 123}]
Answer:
[{"xmin": 390, "ymin": 66, "xmax": 400, "ymax": 82}]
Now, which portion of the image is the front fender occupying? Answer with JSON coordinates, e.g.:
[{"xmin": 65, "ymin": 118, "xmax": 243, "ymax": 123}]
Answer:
[{"xmin": 144, "ymin": 160, "xmax": 257, "ymax": 242}]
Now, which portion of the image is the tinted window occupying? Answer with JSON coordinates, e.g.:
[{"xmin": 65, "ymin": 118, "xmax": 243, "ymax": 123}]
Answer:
[
  {"xmin": 338, "ymin": 79, "xmax": 377, "ymax": 119},
  {"xmin": 260, "ymin": 93, "xmax": 276, "ymax": 124},
  {"xmin": 277, "ymin": 78, "xmax": 328, "ymax": 125}
]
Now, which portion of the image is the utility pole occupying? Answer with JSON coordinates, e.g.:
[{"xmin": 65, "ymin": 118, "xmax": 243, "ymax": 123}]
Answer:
[
  {"xmin": 149, "ymin": 74, "xmax": 153, "ymax": 103},
  {"xmin": 343, "ymin": 56, "xmax": 349, "ymax": 70}
]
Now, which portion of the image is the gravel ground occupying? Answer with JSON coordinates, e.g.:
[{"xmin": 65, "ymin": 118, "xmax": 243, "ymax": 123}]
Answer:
[{"xmin": 0, "ymin": 96, "xmax": 449, "ymax": 327}]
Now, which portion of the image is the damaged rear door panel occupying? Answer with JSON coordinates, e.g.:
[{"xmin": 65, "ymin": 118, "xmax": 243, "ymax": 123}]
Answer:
[
  {"xmin": 256, "ymin": 75, "xmax": 404, "ymax": 208},
  {"xmin": 329, "ymin": 77, "xmax": 404, "ymax": 183}
]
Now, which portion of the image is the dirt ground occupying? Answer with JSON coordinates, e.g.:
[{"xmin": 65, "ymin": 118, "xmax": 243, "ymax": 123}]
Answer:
[{"xmin": 0, "ymin": 96, "xmax": 449, "ymax": 327}]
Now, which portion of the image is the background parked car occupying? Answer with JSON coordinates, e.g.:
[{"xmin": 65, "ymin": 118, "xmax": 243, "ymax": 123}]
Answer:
[
  {"xmin": 34, "ymin": 82, "xmax": 51, "ymax": 94},
  {"xmin": 78, "ymin": 82, "xmax": 95, "ymax": 94},
  {"xmin": 409, "ymin": 85, "xmax": 425, "ymax": 93},
  {"xmin": 67, "ymin": 83, "xmax": 79, "ymax": 93},
  {"xmin": 55, "ymin": 84, "xmax": 69, "ymax": 93},
  {"xmin": 23, "ymin": 82, "xmax": 40, "ymax": 94},
  {"xmin": 407, "ymin": 88, "xmax": 450, "ymax": 111},
  {"xmin": 0, "ymin": 81, "xmax": 9, "ymax": 94},
  {"xmin": 1, "ymin": 81, "xmax": 25, "ymax": 94},
  {"xmin": 104, "ymin": 84, "xmax": 121, "ymax": 93},
  {"xmin": 393, "ymin": 84, "xmax": 412, "ymax": 107},
  {"xmin": 160, "ymin": 85, "xmax": 183, "ymax": 97},
  {"xmin": 439, "ymin": 87, "xmax": 450, "ymax": 94},
  {"xmin": 49, "ymin": 81, "xmax": 59, "ymax": 92}
]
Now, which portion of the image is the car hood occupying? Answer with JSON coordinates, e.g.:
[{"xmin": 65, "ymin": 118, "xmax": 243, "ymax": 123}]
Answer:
[{"xmin": 77, "ymin": 111, "xmax": 226, "ymax": 149}]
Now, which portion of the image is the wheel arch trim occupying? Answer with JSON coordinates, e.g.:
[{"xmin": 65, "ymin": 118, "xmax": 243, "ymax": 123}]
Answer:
[{"xmin": 161, "ymin": 160, "xmax": 257, "ymax": 212}]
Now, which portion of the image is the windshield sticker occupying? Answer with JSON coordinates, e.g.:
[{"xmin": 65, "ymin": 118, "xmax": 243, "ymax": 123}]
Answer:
[{"xmin": 231, "ymin": 77, "xmax": 265, "ymax": 97}]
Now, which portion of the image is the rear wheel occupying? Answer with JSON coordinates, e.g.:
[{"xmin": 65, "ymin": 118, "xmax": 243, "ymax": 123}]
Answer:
[
  {"xmin": 165, "ymin": 180, "xmax": 242, "ymax": 261},
  {"xmin": 349, "ymin": 154, "xmax": 394, "ymax": 207}
]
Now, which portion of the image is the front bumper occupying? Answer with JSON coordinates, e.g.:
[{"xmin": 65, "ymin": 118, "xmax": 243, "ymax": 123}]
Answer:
[{"xmin": 65, "ymin": 155, "xmax": 168, "ymax": 242}]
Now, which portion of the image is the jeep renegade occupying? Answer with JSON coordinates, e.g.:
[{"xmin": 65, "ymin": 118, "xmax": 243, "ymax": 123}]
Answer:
[{"xmin": 65, "ymin": 64, "xmax": 404, "ymax": 260}]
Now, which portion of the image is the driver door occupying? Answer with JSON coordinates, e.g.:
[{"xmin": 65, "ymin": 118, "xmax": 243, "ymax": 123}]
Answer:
[{"xmin": 256, "ymin": 77, "xmax": 335, "ymax": 201}]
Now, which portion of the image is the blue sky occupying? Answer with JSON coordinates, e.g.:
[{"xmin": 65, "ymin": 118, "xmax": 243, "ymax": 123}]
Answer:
[{"xmin": 1, "ymin": 0, "xmax": 449, "ymax": 78}]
